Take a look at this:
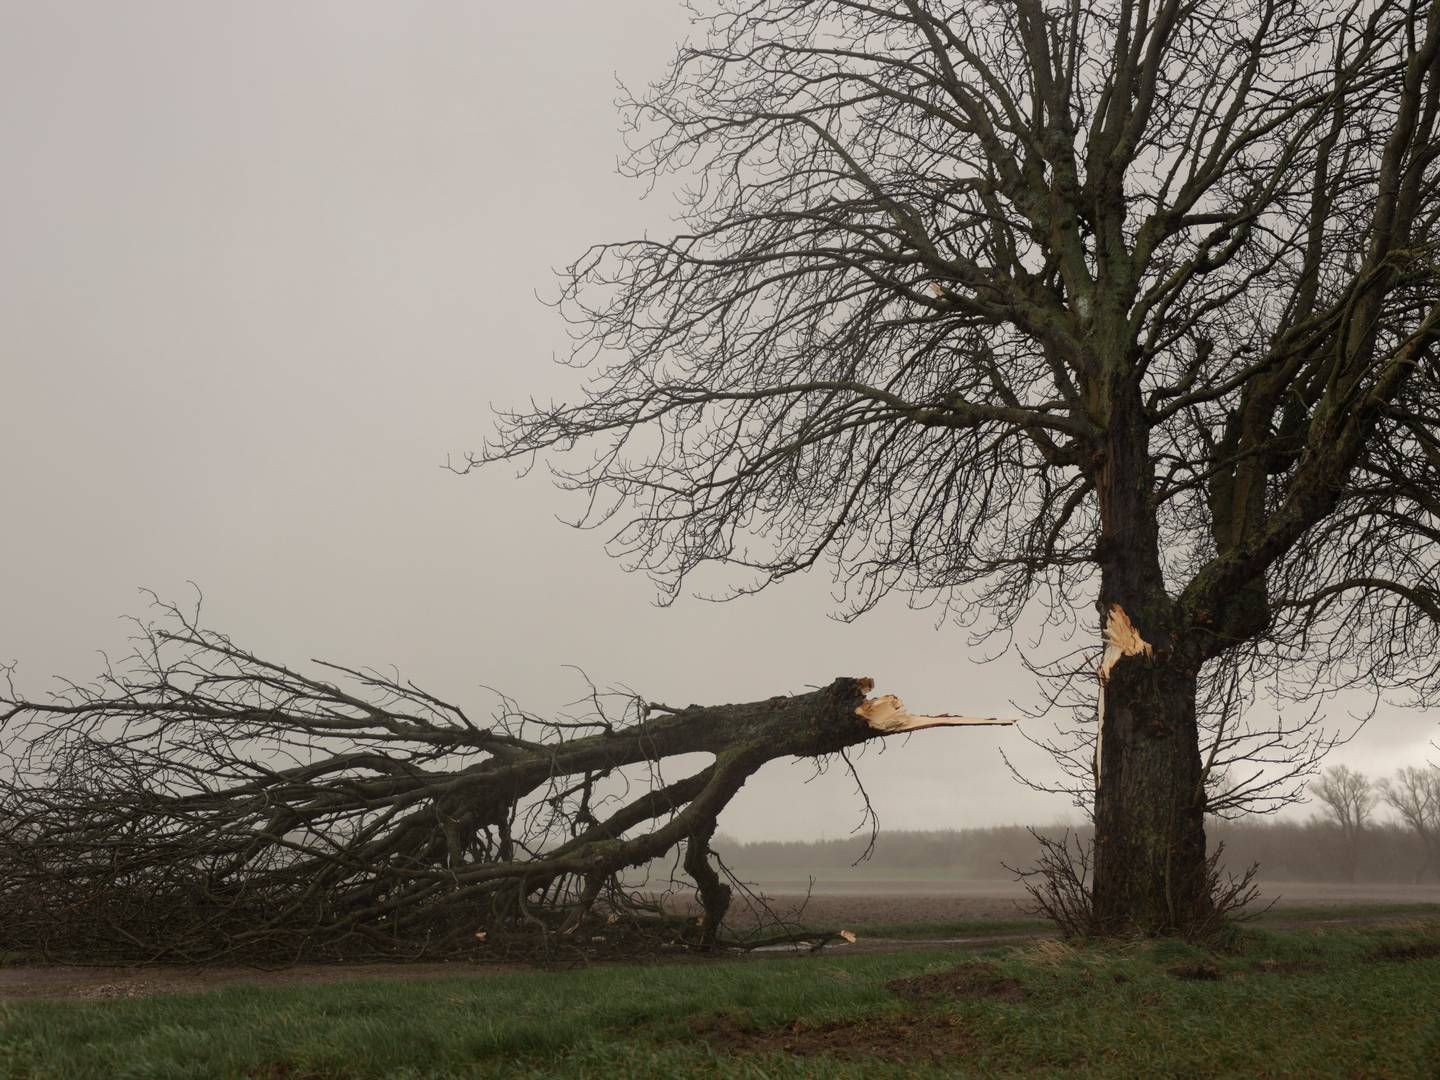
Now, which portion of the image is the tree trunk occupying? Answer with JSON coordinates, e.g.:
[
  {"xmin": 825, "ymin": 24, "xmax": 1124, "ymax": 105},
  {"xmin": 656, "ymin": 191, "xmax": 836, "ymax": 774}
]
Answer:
[
  {"xmin": 1090, "ymin": 382, "xmax": 1211, "ymax": 935},
  {"xmin": 1092, "ymin": 655, "xmax": 1210, "ymax": 933}
]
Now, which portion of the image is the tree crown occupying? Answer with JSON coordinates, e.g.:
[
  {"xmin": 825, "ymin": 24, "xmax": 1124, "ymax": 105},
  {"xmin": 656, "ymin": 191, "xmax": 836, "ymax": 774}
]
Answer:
[{"xmin": 476, "ymin": 0, "xmax": 1440, "ymax": 704}]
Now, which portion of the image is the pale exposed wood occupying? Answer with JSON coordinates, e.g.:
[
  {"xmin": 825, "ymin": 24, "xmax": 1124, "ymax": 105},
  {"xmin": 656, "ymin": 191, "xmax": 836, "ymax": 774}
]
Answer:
[
  {"xmin": 857, "ymin": 690, "xmax": 1017, "ymax": 734},
  {"xmin": 1095, "ymin": 604, "xmax": 1155, "ymax": 788},
  {"xmin": 1100, "ymin": 603, "xmax": 1154, "ymax": 682}
]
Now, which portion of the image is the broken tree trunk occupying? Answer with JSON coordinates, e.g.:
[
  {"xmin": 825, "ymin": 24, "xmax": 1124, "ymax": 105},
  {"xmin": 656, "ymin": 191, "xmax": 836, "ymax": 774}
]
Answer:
[{"xmin": 0, "ymin": 601, "xmax": 1011, "ymax": 963}]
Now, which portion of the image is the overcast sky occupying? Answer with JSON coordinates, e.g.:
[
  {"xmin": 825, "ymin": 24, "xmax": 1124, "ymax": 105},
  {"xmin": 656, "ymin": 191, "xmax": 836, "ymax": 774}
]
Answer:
[{"xmin": 2, "ymin": 1, "xmax": 1434, "ymax": 842}]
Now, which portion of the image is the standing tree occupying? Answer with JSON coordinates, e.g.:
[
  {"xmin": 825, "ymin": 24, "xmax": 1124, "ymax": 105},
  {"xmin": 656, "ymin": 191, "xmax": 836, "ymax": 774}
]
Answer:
[
  {"xmin": 473, "ymin": 0, "xmax": 1440, "ymax": 933},
  {"xmin": 1380, "ymin": 764, "xmax": 1440, "ymax": 881},
  {"xmin": 1312, "ymin": 765, "xmax": 1378, "ymax": 881}
]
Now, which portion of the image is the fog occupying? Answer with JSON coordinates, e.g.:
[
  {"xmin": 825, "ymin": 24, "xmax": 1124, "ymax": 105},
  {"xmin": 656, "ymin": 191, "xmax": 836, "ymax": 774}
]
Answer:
[{"xmin": 2, "ymin": 1, "xmax": 1434, "ymax": 842}]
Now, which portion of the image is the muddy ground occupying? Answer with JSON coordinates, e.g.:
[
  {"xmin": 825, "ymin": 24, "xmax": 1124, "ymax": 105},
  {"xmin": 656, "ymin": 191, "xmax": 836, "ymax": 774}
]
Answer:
[{"xmin": 2, "ymin": 881, "xmax": 1437, "ymax": 1002}]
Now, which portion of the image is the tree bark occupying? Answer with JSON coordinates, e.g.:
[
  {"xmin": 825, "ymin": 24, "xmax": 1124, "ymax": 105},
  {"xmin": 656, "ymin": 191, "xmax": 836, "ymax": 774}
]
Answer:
[
  {"xmin": 1092, "ymin": 656, "xmax": 1209, "ymax": 933},
  {"xmin": 1090, "ymin": 385, "xmax": 1211, "ymax": 934}
]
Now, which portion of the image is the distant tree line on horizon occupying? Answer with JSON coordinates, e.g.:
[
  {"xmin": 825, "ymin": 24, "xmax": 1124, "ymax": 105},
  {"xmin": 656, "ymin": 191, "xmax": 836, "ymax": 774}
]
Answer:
[{"xmin": 713, "ymin": 764, "xmax": 1440, "ymax": 886}]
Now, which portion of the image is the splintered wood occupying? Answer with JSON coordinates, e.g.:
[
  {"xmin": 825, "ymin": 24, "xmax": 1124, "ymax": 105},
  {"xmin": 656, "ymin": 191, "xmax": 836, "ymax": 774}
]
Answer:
[
  {"xmin": 1095, "ymin": 603, "xmax": 1155, "ymax": 786},
  {"xmin": 1100, "ymin": 603, "xmax": 1153, "ymax": 682},
  {"xmin": 855, "ymin": 682, "xmax": 1016, "ymax": 734}
]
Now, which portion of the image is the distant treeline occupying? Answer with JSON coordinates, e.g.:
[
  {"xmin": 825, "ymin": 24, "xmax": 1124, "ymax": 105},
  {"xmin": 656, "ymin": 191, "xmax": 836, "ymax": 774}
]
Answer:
[{"xmin": 712, "ymin": 819, "xmax": 1438, "ymax": 884}]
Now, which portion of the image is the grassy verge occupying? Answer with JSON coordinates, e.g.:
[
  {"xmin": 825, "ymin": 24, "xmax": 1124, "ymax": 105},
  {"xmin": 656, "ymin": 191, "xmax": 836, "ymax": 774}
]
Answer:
[{"xmin": 3, "ymin": 920, "xmax": 1438, "ymax": 1078}]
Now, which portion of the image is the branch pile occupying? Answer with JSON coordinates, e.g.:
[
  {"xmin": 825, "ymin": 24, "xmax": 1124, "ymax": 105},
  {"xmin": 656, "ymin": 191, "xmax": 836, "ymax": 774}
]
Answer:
[{"xmin": 0, "ymin": 602, "xmax": 1007, "ymax": 963}]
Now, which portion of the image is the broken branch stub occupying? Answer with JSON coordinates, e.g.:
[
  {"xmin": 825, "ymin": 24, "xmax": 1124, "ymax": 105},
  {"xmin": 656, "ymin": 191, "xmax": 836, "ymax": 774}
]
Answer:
[
  {"xmin": 0, "ymin": 605, "xmax": 1011, "ymax": 964},
  {"xmin": 1095, "ymin": 604, "xmax": 1155, "ymax": 787},
  {"xmin": 857, "ymin": 686, "xmax": 1017, "ymax": 734},
  {"xmin": 1099, "ymin": 604, "xmax": 1154, "ymax": 683}
]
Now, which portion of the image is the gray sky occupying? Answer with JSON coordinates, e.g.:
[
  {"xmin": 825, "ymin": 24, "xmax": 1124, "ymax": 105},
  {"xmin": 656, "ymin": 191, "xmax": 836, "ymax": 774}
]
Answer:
[{"xmin": 2, "ymin": 1, "xmax": 1434, "ymax": 841}]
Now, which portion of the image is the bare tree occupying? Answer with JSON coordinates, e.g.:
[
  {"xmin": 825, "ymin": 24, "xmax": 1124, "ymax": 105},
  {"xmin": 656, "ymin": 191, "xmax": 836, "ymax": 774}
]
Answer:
[
  {"xmin": 0, "ymin": 598, "xmax": 1006, "ymax": 963},
  {"xmin": 1380, "ymin": 764, "xmax": 1440, "ymax": 881},
  {"xmin": 468, "ymin": 0, "xmax": 1440, "ymax": 933},
  {"xmin": 1311, "ymin": 765, "xmax": 1379, "ymax": 882}
]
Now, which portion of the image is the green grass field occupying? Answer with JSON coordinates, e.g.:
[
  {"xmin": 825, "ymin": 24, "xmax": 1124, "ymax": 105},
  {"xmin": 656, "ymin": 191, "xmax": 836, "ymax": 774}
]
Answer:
[{"xmin": 2, "ymin": 919, "xmax": 1438, "ymax": 1078}]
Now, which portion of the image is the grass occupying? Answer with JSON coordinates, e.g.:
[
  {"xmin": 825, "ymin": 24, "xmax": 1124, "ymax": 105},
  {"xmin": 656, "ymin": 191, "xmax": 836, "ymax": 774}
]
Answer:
[
  {"xmin": 1250, "ymin": 901, "xmax": 1440, "ymax": 923},
  {"xmin": 2, "ymin": 920, "xmax": 1439, "ymax": 1078}
]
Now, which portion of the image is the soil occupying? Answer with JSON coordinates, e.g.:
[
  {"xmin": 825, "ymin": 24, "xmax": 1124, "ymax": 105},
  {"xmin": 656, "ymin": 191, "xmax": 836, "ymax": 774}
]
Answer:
[
  {"xmin": 1252, "ymin": 959, "xmax": 1325, "ymax": 975},
  {"xmin": 885, "ymin": 960, "xmax": 1028, "ymax": 1002},
  {"xmin": 689, "ymin": 1012, "xmax": 974, "ymax": 1065},
  {"xmin": 1167, "ymin": 962, "xmax": 1224, "ymax": 981},
  {"xmin": 1368, "ymin": 941, "xmax": 1440, "ymax": 962}
]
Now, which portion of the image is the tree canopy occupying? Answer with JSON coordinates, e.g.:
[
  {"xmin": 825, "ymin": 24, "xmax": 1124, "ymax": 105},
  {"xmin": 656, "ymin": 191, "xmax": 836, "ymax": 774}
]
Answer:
[
  {"xmin": 481, "ymin": 0, "xmax": 1440, "ymax": 682},
  {"xmin": 475, "ymin": 0, "xmax": 1440, "ymax": 931}
]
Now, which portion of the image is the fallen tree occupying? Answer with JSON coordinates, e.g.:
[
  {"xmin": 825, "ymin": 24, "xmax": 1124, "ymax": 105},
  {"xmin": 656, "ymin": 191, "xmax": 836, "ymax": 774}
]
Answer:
[{"xmin": 0, "ymin": 599, "xmax": 1009, "ymax": 964}]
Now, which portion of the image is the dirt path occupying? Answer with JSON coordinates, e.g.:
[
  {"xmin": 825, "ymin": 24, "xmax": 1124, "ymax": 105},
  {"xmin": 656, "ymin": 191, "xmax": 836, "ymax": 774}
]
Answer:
[
  {"xmin": 830, "ymin": 911, "xmax": 1440, "ymax": 955},
  {"xmin": 0, "ymin": 958, "xmax": 543, "ymax": 1002}
]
